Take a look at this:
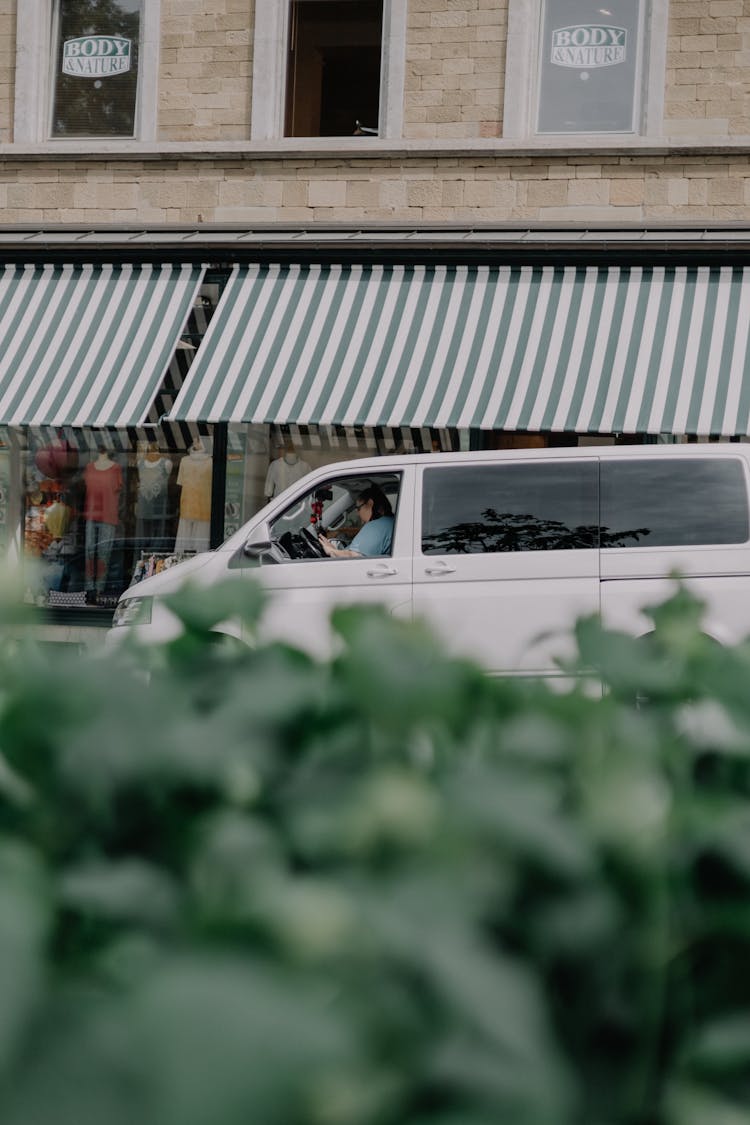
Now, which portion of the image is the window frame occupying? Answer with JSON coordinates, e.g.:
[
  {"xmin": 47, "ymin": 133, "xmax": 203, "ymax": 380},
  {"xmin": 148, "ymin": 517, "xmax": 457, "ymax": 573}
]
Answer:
[
  {"xmin": 14, "ymin": 0, "xmax": 160, "ymax": 144},
  {"xmin": 503, "ymin": 0, "xmax": 668, "ymax": 140},
  {"xmin": 251, "ymin": 0, "xmax": 407, "ymax": 141}
]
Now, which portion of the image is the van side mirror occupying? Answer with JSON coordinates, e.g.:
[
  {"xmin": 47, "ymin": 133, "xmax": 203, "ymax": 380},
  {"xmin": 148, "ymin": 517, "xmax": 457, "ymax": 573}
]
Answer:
[{"xmin": 243, "ymin": 523, "xmax": 273, "ymax": 558}]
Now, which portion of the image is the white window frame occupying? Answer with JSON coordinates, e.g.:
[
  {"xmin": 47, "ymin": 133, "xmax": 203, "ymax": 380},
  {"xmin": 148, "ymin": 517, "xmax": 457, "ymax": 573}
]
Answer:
[
  {"xmin": 503, "ymin": 0, "xmax": 667, "ymax": 140},
  {"xmin": 14, "ymin": 0, "xmax": 159, "ymax": 144},
  {"xmin": 251, "ymin": 0, "xmax": 407, "ymax": 141}
]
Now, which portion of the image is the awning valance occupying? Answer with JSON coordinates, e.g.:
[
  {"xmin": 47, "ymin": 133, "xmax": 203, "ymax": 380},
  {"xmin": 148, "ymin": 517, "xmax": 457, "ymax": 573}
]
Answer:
[
  {"xmin": 0, "ymin": 263, "xmax": 205, "ymax": 427},
  {"xmin": 167, "ymin": 264, "xmax": 750, "ymax": 436}
]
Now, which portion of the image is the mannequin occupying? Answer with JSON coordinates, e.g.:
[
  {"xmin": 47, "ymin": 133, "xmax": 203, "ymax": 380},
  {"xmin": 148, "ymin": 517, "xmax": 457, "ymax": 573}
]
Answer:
[
  {"xmin": 84, "ymin": 447, "xmax": 122, "ymax": 599},
  {"xmin": 135, "ymin": 442, "xmax": 174, "ymax": 548},
  {"xmin": 174, "ymin": 438, "xmax": 212, "ymax": 553},
  {"xmin": 264, "ymin": 441, "xmax": 310, "ymax": 501}
]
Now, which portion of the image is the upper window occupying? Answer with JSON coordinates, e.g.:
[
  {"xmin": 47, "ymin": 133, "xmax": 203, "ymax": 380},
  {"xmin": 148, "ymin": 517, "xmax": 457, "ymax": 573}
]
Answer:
[
  {"xmin": 537, "ymin": 0, "xmax": 643, "ymax": 134},
  {"xmin": 51, "ymin": 0, "xmax": 141, "ymax": 137},
  {"xmin": 600, "ymin": 459, "xmax": 750, "ymax": 549},
  {"xmin": 251, "ymin": 0, "xmax": 407, "ymax": 141},
  {"xmin": 286, "ymin": 0, "xmax": 383, "ymax": 137},
  {"xmin": 503, "ymin": 0, "xmax": 667, "ymax": 139},
  {"xmin": 421, "ymin": 462, "xmax": 599, "ymax": 555},
  {"xmin": 13, "ymin": 0, "xmax": 158, "ymax": 143}
]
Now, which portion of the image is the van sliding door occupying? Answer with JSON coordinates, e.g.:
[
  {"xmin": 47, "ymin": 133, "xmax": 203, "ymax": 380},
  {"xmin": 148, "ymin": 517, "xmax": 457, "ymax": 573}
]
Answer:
[{"xmin": 413, "ymin": 458, "xmax": 600, "ymax": 676}]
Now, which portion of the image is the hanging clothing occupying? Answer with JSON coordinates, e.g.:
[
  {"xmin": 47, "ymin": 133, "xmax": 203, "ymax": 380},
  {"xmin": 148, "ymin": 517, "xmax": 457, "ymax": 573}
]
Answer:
[
  {"xmin": 136, "ymin": 457, "xmax": 174, "ymax": 544},
  {"xmin": 177, "ymin": 452, "xmax": 212, "ymax": 522},
  {"xmin": 136, "ymin": 457, "xmax": 173, "ymax": 518},
  {"xmin": 264, "ymin": 454, "xmax": 311, "ymax": 499},
  {"xmin": 84, "ymin": 462, "xmax": 122, "ymax": 526}
]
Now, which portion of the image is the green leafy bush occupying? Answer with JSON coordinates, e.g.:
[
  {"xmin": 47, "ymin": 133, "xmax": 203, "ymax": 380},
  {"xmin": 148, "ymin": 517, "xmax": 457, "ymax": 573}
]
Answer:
[{"xmin": 1, "ymin": 573, "xmax": 750, "ymax": 1125}]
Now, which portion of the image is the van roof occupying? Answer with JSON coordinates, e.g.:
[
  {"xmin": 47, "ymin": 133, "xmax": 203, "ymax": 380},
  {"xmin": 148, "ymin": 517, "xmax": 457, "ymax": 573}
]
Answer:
[{"xmin": 314, "ymin": 441, "xmax": 750, "ymax": 477}]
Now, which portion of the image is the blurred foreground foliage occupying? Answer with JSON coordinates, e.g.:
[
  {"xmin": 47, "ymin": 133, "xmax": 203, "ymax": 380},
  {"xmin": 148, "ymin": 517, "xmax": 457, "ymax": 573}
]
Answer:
[{"xmin": 0, "ymin": 574, "xmax": 750, "ymax": 1125}]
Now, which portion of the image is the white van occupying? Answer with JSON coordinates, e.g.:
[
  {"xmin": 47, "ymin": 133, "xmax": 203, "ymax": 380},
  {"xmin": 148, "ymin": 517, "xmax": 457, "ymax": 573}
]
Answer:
[{"xmin": 110, "ymin": 444, "xmax": 750, "ymax": 676}]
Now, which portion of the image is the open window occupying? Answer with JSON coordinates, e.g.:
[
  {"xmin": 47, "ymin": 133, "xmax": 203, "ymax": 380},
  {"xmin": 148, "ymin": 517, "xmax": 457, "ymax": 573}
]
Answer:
[
  {"xmin": 285, "ymin": 0, "xmax": 383, "ymax": 137},
  {"xmin": 267, "ymin": 472, "xmax": 401, "ymax": 561}
]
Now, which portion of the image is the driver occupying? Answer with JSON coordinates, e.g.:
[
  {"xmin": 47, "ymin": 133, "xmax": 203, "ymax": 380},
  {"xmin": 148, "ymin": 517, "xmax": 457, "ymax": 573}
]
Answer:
[{"xmin": 318, "ymin": 485, "xmax": 394, "ymax": 559}]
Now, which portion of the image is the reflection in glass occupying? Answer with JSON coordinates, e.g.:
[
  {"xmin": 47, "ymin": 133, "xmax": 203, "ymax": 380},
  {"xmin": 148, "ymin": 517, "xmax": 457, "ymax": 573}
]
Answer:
[
  {"xmin": 601, "ymin": 459, "xmax": 750, "ymax": 548},
  {"xmin": 422, "ymin": 462, "xmax": 602, "ymax": 554}
]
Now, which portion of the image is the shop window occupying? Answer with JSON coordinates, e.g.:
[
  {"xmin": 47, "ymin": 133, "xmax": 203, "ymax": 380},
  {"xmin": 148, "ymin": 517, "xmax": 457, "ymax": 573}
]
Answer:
[
  {"xmin": 22, "ymin": 432, "xmax": 214, "ymax": 610},
  {"xmin": 0, "ymin": 430, "xmax": 10, "ymax": 558},
  {"xmin": 13, "ymin": 0, "xmax": 159, "ymax": 143},
  {"xmin": 503, "ymin": 0, "xmax": 667, "ymax": 139},
  {"xmin": 285, "ymin": 0, "xmax": 383, "ymax": 137}
]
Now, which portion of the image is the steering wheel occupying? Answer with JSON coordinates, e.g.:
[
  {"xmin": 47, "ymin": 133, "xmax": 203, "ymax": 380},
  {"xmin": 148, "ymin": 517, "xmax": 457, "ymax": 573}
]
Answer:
[{"xmin": 300, "ymin": 524, "xmax": 328, "ymax": 558}]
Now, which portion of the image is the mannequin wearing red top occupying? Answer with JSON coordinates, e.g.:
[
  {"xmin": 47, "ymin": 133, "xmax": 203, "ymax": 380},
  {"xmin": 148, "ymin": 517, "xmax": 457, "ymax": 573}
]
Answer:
[{"xmin": 84, "ymin": 448, "xmax": 122, "ymax": 599}]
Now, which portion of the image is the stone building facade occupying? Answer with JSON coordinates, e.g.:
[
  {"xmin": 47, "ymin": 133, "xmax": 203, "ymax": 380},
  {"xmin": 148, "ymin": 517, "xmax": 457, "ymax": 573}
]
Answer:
[{"xmin": 0, "ymin": 1, "xmax": 749, "ymax": 224}]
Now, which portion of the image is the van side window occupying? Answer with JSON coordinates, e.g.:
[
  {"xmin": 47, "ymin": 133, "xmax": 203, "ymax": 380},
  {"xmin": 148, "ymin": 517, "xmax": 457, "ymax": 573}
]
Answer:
[
  {"xmin": 268, "ymin": 472, "xmax": 401, "ymax": 561},
  {"xmin": 421, "ymin": 462, "xmax": 599, "ymax": 554},
  {"xmin": 601, "ymin": 458, "xmax": 750, "ymax": 548}
]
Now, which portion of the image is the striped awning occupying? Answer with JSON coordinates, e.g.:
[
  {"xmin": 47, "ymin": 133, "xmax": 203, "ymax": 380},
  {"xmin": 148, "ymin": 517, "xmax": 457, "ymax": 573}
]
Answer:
[
  {"xmin": 0, "ymin": 263, "xmax": 204, "ymax": 427},
  {"xmin": 167, "ymin": 263, "xmax": 750, "ymax": 436}
]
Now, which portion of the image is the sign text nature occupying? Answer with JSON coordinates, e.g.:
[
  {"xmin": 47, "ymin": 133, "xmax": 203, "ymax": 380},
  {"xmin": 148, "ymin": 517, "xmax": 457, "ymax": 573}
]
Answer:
[
  {"xmin": 62, "ymin": 36, "xmax": 131, "ymax": 78},
  {"xmin": 551, "ymin": 25, "xmax": 627, "ymax": 68}
]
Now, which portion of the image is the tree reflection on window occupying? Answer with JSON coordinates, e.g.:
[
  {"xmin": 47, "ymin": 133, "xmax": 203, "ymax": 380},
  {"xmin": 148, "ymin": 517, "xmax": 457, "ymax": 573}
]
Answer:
[{"xmin": 422, "ymin": 509, "xmax": 650, "ymax": 554}]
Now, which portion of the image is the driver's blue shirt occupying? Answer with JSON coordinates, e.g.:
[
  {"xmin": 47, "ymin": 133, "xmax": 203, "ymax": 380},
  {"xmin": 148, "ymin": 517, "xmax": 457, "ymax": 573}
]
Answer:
[{"xmin": 349, "ymin": 515, "xmax": 394, "ymax": 557}]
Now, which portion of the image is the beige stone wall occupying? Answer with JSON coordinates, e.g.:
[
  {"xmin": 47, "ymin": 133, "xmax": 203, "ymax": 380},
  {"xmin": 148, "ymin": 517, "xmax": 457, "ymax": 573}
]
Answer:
[
  {"xmin": 404, "ymin": 0, "xmax": 507, "ymax": 139},
  {"xmin": 158, "ymin": 0, "xmax": 253, "ymax": 140},
  {"xmin": 2, "ymin": 152, "xmax": 750, "ymax": 224},
  {"xmin": 0, "ymin": 3, "xmax": 15, "ymax": 142},
  {"xmin": 665, "ymin": 1, "xmax": 750, "ymax": 137}
]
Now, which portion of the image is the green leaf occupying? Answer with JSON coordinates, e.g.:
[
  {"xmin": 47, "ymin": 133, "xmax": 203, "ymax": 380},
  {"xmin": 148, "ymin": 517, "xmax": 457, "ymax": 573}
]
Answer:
[
  {"xmin": 162, "ymin": 576, "xmax": 266, "ymax": 634},
  {"xmin": 0, "ymin": 842, "xmax": 50, "ymax": 1076}
]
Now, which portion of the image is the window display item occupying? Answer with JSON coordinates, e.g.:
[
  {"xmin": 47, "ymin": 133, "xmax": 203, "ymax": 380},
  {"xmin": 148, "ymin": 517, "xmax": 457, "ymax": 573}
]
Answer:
[
  {"xmin": 264, "ymin": 442, "xmax": 311, "ymax": 500},
  {"xmin": 175, "ymin": 440, "xmax": 212, "ymax": 553},
  {"xmin": 135, "ymin": 446, "xmax": 173, "ymax": 547},
  {"xmin": 34, "ymin": 437, "xmax": 78, "ymax": 479},
  {"xmin": 84, "ymin": 449, "xmax": 122, "ymax": 596}
]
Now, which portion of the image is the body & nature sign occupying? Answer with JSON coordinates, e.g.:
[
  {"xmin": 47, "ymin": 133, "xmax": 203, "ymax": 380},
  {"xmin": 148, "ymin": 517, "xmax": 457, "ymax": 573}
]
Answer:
[{"xmin": 62, "ymin": 36, "xmax": 131, "ymax": 78}]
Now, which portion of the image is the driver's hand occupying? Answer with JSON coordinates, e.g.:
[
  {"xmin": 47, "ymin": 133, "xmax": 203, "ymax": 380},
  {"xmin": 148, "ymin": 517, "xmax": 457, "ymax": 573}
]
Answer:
[{"xmin": 318, "ymin": 534, "xmax": 333, "ymax": 555}]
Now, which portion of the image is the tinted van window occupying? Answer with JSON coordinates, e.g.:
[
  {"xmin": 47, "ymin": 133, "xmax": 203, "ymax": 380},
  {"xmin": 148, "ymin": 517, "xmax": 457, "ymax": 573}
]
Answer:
[
  {"xmin": 600, "ymin": 458, "xmax": 749, "ymax": 548},
  {"xmin": 422, "ymin": 461, "xmax": 598, "ymax": 554}
]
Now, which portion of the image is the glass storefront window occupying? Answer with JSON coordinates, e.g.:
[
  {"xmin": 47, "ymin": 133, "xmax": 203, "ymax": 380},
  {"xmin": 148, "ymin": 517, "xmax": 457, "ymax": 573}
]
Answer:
[
  {"xmin": 50, "ymin": 0, "xmax": 142, "ymax": 138},
  {"xmin": 536, "ymin": 0, "xmax": 643, "ymax": 134},
  {"xmin": 0, "ymin": 430, "xmax": 10, "ymax": 558},
  {"xmin": 22, "ymin": 431, "xmax": 213, "ymax": 609}
]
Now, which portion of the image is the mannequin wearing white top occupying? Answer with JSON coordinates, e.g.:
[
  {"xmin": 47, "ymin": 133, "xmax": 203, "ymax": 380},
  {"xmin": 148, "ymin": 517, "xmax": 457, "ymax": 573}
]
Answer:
[{"xmin": 264, "ymin": 442, "xmax": 311, "ymax": 501}]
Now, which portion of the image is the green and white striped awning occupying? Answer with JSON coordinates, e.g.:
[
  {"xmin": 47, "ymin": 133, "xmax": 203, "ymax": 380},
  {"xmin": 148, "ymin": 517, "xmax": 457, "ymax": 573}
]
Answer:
[
  {"xmin": 0, "ymin": 263, "xmax": 204, "ymax": 427},
  {"xmin": 167, "ymin": 263, "xmax": 750, "ymax": 436}
]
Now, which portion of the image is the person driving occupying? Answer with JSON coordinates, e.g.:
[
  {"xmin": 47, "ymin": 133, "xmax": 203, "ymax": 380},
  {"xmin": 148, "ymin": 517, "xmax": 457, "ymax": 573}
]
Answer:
[{"xmin": 318, "ymin": 485, "xmax": 394, "ymax": 559}]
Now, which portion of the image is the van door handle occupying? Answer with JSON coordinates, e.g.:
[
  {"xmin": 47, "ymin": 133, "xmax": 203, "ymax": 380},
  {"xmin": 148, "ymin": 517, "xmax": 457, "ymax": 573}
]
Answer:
[
  {"xmin": 424, "ymin": 563, "xmax": 456, "ymax": 576},
  {"xmin": 367, "ymin": 564, "xmax": 398, "ymax": 578}
]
